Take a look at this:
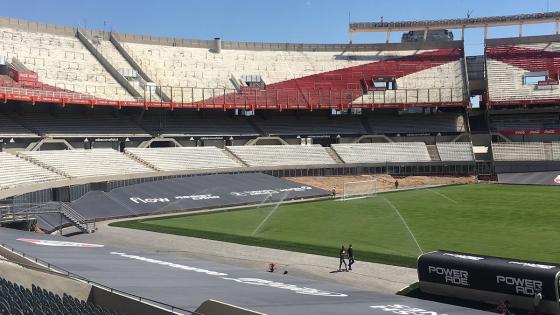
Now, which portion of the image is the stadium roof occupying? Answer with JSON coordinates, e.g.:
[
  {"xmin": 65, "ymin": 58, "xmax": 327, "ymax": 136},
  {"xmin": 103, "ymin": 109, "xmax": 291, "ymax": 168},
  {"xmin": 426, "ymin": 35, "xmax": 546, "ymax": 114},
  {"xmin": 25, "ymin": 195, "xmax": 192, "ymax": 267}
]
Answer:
[{"xmin": 349, "ymin": 11, "xmax": 560, "ymax": 33}]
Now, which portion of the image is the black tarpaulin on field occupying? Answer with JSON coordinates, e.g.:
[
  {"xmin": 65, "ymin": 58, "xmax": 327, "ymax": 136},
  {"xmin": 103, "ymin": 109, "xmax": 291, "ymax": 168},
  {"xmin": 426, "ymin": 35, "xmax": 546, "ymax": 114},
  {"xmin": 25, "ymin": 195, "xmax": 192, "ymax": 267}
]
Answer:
[{"xmin": 49, "ymin": 173, "xmax": 327, "ymax": 227}]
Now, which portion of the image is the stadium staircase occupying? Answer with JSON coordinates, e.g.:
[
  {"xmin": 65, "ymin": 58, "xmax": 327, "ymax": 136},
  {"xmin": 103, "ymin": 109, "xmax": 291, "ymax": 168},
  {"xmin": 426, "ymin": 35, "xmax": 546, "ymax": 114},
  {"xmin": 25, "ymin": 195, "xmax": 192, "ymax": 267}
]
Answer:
[
  {"xmin": 358, "ymin": 115, "xmax": 374, "ymax": 134},
  {"xmin": 544, "ymin": 143, "xmax": 554, "ymax": 160},
  {"xmin": 426, "ymin": 145, "xmax": 442, "ymax": 161},
  {"xmin": 124, "ymin": 151, "xmax": 161, "ymax": 171},
  {"xmin": 247, "ymin": 118, "xmax": 266, "ymax": 136},
  {"xmin": 223, "ymin": 147, "xmax": 249, "ymax": 166},
  {"xmin": 76, "ymin": 30, "xmax": 141, "ymax": 100},
  {"xmin": 325, "ymin": 147, "xmax": 344, "ymax": 164},
  {"xmin": 109, "ymin": 33, "xmax": 171, "ymax": 102},
  {"xmin": 0, "ymin": 202, "xmax": 91, "ymax": 234}
]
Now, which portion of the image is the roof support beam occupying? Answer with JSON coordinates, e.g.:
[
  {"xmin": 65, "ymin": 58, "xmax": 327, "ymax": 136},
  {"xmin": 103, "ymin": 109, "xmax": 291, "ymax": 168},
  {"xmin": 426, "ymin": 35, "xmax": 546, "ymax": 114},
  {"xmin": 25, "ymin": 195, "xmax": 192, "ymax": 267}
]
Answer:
[{"xmin": 350, "ymin": 12, "xmax": 560, "ymax": 33}]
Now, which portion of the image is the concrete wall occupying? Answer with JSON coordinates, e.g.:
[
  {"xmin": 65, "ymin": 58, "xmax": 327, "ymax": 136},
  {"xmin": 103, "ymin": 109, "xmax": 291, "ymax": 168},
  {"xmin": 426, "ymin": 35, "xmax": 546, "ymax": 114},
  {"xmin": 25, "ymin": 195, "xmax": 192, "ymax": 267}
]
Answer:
[{"xmin": 0, "ymin": 16, "xmax": 463, "ymax": 52}]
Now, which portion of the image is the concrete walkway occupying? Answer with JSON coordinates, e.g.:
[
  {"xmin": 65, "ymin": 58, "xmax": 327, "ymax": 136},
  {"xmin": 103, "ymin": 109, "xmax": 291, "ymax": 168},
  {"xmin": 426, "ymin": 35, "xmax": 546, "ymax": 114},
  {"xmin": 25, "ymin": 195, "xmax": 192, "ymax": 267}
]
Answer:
[{"xmin": 70, "ymin": 219, "xmax": 418, "ymax": 294}]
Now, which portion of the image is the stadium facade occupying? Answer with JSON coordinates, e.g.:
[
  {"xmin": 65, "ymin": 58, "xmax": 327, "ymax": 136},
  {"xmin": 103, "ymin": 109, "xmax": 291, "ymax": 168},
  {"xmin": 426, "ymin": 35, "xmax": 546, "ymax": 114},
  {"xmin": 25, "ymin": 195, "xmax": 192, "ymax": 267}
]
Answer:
[{"xmin": 0, "ymin": 14, "xmax": 559, "ymax": 202}]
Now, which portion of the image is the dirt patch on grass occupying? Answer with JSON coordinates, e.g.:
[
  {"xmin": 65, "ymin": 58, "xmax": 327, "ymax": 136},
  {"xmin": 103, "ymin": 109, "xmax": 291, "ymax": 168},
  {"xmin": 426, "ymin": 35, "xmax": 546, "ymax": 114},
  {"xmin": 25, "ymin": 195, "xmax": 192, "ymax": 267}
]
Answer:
[{"xmin": 285, "ymin": 175, "xmax": 476, "ymax": 194}]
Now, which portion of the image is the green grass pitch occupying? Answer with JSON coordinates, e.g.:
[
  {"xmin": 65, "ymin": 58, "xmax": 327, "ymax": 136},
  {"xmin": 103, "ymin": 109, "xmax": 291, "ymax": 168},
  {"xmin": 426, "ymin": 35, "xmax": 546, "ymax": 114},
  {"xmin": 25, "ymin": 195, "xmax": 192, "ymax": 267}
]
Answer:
[{"xmin": 111, "ymin": 184, "xmax": 560, "ymax": 268}]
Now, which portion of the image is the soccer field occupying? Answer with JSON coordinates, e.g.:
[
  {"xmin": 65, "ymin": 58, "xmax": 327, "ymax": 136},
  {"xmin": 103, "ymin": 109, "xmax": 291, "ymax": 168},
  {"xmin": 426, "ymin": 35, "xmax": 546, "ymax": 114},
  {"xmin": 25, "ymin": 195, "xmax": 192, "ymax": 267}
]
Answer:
[{"xmin": 111, "ymin": 184, "xmax": 560, "ymax": 268}]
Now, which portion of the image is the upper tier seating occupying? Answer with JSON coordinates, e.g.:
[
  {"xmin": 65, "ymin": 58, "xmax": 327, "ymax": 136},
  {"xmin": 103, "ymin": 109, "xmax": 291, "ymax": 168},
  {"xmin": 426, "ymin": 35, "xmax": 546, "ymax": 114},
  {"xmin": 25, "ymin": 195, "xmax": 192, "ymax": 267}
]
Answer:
[
  {"xmin": 0, "ymin": 277, "xmax": 122, "ymax": 315},
  {"xmin": 122, "ymin": 42, "xmax": 394, "ymax": 91},
  {"xmin": 18, "ymin": 149, "xmax": 153, "ymax": 178},
  {"xmin": 123, "ymin": 42, "xmax": 465, "ymax": 106},
  {"xmin": 126, "ymin": 147, "xmax": 240, "ymax": 171},
  {"xmin": 367, "ymin": 112, "xmax": 466, "ymax": 134},
  {"xmin": 0, "ymin": 152, "xmax": 64, "ymax": 190},
  {"xmin": 491, "ymin": 142, "xmax": 546, "ymax": 161},
  {"xmin": 141, "ymin": 113, "xmax": 258, "ymax": 136},
  {"xmin": 331, "ymin": 142, "xmax": 431, "ymax": 163},
  {"xmin": 227, "ymin": 145, "xmax": 336, "ymax": 166},
  {"xmin": 436, "ymin": 142, "xmax": 475, "ymax": 162},
  {"xmin": 490, "ymin": 113, "xmax": 560, "ymax": 131},
  {"xmin": 94, "ymin": 40, "xmax": 159, "ymax": 101},
  {"xmin": 255, "ymin": 114, "xmax": 366, "ymax": 135},
  {"xmin": 0, "ymin": 27, "xmax": 132, "ymax": 100},
  {"xmin": 486, "ymin": 43, "xmax": 560, "ymax": 103},
  {"xmin": 0, "ymin": 114, "xmax": 37, "ymax": 138},
  {"xmin": 16, "ymin": 111, "xmax": 150, "ymax": 137}
]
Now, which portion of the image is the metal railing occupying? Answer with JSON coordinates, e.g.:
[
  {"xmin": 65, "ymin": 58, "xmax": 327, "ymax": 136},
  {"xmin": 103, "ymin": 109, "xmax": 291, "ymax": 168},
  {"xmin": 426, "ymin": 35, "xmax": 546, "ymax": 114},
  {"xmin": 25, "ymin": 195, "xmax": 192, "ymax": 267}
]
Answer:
[
  {"xmin": 0, "ymin": 202, "xmax": 91, "ymax": 233},
  {"xmin": 0, "ymin": 86, "xmax": 95, "ymax": 100},
  {"xmin": 0, "ymin": 83, "xmax": 467, "ymax": 108}
]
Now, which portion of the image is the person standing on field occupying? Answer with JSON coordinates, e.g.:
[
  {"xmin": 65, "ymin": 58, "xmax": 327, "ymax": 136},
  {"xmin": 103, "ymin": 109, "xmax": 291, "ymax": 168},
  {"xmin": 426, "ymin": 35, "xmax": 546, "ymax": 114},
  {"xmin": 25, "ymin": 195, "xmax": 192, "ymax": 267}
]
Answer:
[
  {"xmin": 347, "ymin": 244, "xmax": 354, "ymax": 270},
  {"xmin": 338, "ymin": 245, "xmax": 348, "ymax": 272}
]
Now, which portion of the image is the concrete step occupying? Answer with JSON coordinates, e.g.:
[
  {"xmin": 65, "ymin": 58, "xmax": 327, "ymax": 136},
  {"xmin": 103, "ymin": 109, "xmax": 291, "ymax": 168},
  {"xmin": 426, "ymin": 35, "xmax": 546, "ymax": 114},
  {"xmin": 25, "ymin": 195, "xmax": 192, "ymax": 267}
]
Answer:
[{"xmin": 426, "ymin": 145, "xmax": 441, "ymax": 162}]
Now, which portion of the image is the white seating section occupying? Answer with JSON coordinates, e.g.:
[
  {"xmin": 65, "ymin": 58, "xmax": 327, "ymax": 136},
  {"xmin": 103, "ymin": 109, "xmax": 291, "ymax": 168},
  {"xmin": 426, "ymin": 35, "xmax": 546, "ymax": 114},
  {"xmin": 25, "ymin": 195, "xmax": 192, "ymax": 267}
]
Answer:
[
  {"xmin": 486, "ymin": 43, "xmax": 560, "ymax": 102},
  {"xmin": 227, "ymin": 145, "xmax": 336, "ymax": 167},
  {"xmin": 354, "ymin": 62, "xmax": 465, "ymax": 105},
  {"xmin": 0, "ymin": 152, "xmax": 64, "ymax": 190},
  {"xmin": 0, "ymin": 27, "xmax": 133, "ymax": 100},
  {"xmin": 552, "ymin": 142, "xmax": 560, "ymax": 160},
  {"xmin": 94, "ymin": 40, "xmax": 159, "ymax": 101},
  {"xmin": 436, "ymin": 142, "xmax": 475, "ymax": 161},
  {"xmin": 332, "ymin": 142, "xmax": 431, "ymax": 163},
  {"xmin": 491, "ymin": 142, "xmax": 546, "ymax": 161},
  {"xmin": 126, "ymin": 147, "xmax": 240, "ymax": 171},
  {"xmin": 122, "ymin": 41, "xmax": 422, "ymax": 101},
  {"xmin": 18, "ymin": 149, "xmax": 153, "ymax": 178},
  {"xmin": 368, "ymin": 113, "xmax": 466, "ymax": 133}
]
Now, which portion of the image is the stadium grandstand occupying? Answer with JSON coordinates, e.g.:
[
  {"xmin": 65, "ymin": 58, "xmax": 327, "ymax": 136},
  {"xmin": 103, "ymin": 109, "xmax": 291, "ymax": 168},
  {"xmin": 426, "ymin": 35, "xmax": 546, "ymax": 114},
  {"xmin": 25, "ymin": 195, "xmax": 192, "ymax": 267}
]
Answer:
[{"xmin": 1, "ymin": 6, "xmax": 560, "ymax": 315}]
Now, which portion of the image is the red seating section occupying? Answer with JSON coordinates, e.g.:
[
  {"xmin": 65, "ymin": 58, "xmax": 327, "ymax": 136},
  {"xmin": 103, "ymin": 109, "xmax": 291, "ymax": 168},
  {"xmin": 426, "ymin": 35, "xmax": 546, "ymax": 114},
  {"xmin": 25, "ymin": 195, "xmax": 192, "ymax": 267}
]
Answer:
[
  {"xmin": 486, "ymin": 46, "xmax": 560, "ymax": 80},
  {"xmin": 0, "ymin": 75, "xmax": 93, "ymax": 99},
  {"xmin": 207, "ymin": 48, "xmax": 463, "ymax": 108}
]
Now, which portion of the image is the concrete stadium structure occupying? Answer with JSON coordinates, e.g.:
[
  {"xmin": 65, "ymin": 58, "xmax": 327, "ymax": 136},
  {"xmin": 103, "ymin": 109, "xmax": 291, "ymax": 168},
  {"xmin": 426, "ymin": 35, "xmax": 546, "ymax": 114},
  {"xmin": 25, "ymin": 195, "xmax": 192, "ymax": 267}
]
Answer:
[{"xmin": 1, "ymin": 11, "xmax": 560, "ymax": 314}]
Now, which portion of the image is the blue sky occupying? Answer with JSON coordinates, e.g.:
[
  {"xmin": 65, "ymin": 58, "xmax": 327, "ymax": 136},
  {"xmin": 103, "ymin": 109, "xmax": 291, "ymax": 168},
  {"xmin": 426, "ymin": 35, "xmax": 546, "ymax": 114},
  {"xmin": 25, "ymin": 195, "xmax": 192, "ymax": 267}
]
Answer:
[{"xmin": 5, "ymin": 0, "xmax": 560, "ymax": 55}]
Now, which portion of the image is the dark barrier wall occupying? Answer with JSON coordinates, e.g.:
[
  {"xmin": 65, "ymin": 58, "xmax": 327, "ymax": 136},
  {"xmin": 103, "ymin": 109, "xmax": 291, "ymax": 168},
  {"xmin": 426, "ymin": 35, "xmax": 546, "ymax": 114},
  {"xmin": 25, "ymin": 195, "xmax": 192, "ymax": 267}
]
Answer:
[
  {"xmin": 498, "ymin": 171, "xmax": 560, "ymax": 186},
  {"xmin": 418, "ymin": 251, "xmax": 560, "ymax": 314},
  {"xmin": 494, "ymin": 161, "xmax": 560, "ymax": 174}
]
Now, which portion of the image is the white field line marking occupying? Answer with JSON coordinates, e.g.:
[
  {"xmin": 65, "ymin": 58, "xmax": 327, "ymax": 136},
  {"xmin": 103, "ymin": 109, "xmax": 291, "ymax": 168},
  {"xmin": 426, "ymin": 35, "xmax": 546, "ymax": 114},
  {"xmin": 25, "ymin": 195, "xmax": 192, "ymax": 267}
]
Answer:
[
  {"xmin": 382, "ymin": 197, "xmax": 424, "ymax": 255},
  {"xmin": 428, "ymin": 189, "xmax": 458, "ymax": 204},
  {"xmin": 336, "ymin": 196, "xmax": 368, "ymax": 202},
  {"xmin": 251, "ymin": 193, "xmax": 287, "ymax": 236}
]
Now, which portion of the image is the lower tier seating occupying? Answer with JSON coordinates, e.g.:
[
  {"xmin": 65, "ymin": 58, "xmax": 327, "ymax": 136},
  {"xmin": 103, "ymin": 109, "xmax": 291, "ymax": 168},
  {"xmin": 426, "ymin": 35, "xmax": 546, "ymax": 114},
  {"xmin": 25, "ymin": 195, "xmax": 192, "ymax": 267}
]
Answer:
[
  {"xmin": 331, "ymin": 142, "xmax": 431, "ymax": 163},
  {"xmin": 0, "ymin": 152, "xmax": 64, "ymax": 190},
  {"xmin": 126, "ymin": 147, "xmax": 240, "ymax": 171},
  {"xmin": 436, "ymin": 142, "xmax": 475, "ymax": 162},
  {"xmin": 491, "ymin": 142, "xmax": 546, "ymax": 161},
  {"xmin": 18, "ymin": 149, "xmax": 153, "ymax": 178},
  {"xmin": 227, "ymin": 145, "xmax": 336, "ymax": 167}
]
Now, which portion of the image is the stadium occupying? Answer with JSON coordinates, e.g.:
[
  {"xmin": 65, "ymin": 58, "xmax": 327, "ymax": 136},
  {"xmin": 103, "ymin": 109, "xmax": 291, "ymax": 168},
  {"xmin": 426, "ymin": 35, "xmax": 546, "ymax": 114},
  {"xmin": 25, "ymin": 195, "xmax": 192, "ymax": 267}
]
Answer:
[{"xmin": 0, "ymin": 2, "xmax": 559, "ymax": 314}]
